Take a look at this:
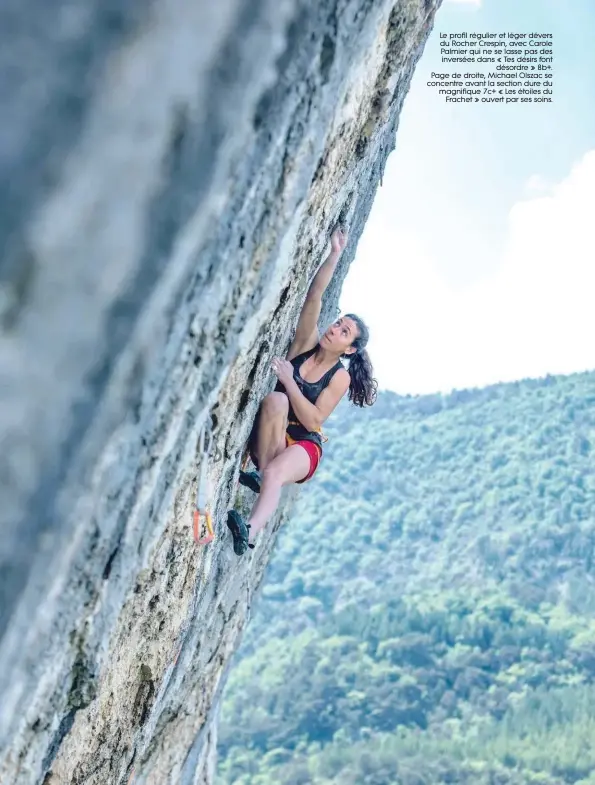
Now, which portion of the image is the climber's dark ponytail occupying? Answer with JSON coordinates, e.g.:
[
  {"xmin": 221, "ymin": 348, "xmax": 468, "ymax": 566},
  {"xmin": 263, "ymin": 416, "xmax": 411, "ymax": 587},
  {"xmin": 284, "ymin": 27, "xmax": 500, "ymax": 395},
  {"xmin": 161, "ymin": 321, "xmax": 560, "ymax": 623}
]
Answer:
[{"xmin": 342, "ymin": 313, "xmax": 378, "ymax": 407}]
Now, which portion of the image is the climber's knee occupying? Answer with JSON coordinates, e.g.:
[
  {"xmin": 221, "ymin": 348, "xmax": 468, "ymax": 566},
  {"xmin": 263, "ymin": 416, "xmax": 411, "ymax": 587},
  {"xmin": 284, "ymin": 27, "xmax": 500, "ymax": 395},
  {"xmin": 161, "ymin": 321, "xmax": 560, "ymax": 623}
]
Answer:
[
  {"xmin": 260, "ymin": 392, "xmax": 289, "ymax": 419},
  {"xmin": 262, "ymin": 462, "xmax": 283, "ymax": 486}
]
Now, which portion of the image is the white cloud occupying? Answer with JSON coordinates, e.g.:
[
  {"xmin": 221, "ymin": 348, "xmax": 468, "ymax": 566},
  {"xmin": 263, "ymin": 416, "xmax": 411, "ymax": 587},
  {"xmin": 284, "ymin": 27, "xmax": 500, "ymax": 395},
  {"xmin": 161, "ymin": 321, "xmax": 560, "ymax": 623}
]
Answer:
[
  {"xmin": 445, "ymin": 0, "xmax": 482, "ymax": 6},
  {"xmin": 524, "ymin": 174, "xmax": 551, "ymax": 195},
  {"xmin": 340, "ymin": 150, "xmax": 595, "ymax": 395}
]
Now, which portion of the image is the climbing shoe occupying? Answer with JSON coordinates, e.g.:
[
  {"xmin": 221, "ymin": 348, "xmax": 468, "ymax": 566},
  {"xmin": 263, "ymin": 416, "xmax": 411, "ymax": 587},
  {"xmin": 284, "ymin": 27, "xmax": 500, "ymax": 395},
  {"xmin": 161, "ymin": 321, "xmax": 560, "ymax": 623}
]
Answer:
[
  {"xmin": 239, "ymin": 469, "xmax": 262, "ymax": 494},
  {"xmin": 227, "ymin": 510, "xmax": 255, "ymax": 556}
]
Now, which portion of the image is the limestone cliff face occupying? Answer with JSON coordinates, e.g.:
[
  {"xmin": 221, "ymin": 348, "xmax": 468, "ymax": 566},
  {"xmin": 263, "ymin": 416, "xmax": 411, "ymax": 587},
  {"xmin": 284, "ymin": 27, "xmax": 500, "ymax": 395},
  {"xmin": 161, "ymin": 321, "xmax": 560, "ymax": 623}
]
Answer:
[{"xmin": 0, "ymin": 1, "xmax": 440, "ymax": 783}]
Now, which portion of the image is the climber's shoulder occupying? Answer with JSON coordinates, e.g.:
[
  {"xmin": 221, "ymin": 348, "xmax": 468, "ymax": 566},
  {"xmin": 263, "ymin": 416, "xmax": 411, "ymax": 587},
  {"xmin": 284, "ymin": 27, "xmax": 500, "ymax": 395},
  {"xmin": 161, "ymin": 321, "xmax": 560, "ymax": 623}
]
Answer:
[
  {"xmin": 286, "ymin": 329, "xmax": 319, "ymax": 361},
  {"xmin": 322, "ymin": 365, "xmax": 350, "ymax": 398}
]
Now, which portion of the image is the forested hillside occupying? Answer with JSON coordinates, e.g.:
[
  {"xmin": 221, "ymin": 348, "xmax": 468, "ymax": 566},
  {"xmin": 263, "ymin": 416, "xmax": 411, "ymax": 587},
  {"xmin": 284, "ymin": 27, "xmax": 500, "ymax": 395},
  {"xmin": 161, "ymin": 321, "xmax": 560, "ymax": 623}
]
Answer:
[{"xmin": 217, "ymin": 371, "xmax": 595, "ymax": 785}]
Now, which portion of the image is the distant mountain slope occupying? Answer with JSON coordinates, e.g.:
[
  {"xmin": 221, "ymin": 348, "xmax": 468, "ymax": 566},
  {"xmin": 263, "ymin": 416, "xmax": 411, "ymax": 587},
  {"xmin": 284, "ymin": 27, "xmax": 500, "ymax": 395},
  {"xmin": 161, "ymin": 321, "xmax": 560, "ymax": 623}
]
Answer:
[{"xmin": 217, "ymin": 371, "xmax": 595, "ymax": 785}]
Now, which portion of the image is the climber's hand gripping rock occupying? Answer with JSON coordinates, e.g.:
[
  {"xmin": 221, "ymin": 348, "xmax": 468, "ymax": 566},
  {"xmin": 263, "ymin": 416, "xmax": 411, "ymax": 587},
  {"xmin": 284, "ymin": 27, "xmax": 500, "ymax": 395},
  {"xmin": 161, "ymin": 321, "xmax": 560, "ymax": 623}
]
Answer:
[
  {"xmin": 271, "ymin": 357, "xmax": 294, "ymax": 387},
  {"xmin": 330, "ymin": 227, "xmax": 347, "ymax": 255}
]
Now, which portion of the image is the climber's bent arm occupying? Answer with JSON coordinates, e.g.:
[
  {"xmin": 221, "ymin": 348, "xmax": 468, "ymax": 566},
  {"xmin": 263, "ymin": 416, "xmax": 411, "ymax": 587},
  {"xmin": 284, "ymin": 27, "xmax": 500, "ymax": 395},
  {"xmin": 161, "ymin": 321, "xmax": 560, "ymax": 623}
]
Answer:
[{"xmin": 283, "ymin": 368, "xmax": 350, "ymax": 432}]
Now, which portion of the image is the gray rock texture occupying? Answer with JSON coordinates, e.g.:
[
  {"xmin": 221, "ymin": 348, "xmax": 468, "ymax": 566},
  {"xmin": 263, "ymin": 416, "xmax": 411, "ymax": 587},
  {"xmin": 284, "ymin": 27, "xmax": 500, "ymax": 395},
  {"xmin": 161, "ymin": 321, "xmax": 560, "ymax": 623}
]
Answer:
[{"xmin": 0, "ymin": 1, "xmax": 441, "ymax": 782}]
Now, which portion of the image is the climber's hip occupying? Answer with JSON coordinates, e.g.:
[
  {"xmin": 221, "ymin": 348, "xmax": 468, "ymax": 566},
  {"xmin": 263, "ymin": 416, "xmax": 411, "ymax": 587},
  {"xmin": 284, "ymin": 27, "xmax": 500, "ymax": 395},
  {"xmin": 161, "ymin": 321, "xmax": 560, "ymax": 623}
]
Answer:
[{"xmin": 284, "ymin": 433, "xmax": 321, "ymax": 484}]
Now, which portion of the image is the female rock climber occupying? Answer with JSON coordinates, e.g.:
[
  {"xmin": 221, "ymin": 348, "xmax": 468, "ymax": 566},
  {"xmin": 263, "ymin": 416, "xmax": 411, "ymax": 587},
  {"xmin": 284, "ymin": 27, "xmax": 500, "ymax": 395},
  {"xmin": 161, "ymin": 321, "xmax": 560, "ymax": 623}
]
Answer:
[{"xmin": 227, "ymin": 227, "xmax": 378, "ymax": 555}]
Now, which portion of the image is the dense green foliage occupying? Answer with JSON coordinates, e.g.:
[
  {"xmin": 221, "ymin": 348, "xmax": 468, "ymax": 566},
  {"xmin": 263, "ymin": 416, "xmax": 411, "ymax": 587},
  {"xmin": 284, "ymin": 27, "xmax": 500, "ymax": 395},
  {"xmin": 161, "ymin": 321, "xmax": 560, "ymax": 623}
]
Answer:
[{"xmin": 216, "ymin": 371, "xmax": 595, "ymax": 785}]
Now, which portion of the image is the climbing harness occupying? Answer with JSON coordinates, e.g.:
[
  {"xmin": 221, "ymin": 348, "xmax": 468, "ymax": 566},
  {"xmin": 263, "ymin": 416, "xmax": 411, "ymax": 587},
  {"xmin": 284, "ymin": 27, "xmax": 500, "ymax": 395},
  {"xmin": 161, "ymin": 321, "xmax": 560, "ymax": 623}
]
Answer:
[
  {"xmin": 287, "ymin": 417, "xmax": 329, "ymax": 444},
  {"xmin": 193, "ymin": 422, "xmax": 214, "ymax": 545}
]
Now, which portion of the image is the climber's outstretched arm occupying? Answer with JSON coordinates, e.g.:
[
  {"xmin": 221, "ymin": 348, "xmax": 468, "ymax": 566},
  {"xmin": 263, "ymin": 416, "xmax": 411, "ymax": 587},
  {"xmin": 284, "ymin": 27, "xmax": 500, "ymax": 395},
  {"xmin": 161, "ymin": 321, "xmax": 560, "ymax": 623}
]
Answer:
[{"xmin": 286, "ymin": 228, "xmax": 348, "ymax": 361}]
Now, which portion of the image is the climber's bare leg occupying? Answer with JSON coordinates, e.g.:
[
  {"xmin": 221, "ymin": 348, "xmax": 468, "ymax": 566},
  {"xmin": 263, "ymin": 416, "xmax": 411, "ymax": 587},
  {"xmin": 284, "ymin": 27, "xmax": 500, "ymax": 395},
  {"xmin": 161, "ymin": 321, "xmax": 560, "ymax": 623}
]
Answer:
[
  {"xmin": 252, "ymin": 392, "xmax": 289, "ymax": 471},
  {"xmin": 247, "ymin": 445, "xmax": 310, "ymax": 540}
]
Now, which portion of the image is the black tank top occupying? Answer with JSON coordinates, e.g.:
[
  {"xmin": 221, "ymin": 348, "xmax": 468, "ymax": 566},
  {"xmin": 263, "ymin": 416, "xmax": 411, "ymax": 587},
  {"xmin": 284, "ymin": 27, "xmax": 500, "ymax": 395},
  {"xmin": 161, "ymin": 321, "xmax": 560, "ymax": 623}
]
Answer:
[{"xmin": 275, "ymin": 345, "xmax": 344, "ymax": 449}]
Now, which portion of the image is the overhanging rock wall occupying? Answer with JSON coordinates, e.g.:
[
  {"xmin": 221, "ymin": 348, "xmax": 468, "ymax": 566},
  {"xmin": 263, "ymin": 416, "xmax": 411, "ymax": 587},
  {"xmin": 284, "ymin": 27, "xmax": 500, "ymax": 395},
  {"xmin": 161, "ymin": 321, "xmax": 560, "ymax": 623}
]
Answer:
[{"xmin": 0, "ymin": 1, "xmax": 441, "ymax": 783}]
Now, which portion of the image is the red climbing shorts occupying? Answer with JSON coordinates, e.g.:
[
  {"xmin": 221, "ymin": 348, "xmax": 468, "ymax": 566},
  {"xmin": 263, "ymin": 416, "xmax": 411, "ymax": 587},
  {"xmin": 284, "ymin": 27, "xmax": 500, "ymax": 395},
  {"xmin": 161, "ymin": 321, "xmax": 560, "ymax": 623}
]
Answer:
[
  {"xmin": 249, "ymin": 435, "xmax": 321, "ymax": 484},
  {"xmin": 285, "ymin": 433, "xmax": 321, "ymax": 484}
]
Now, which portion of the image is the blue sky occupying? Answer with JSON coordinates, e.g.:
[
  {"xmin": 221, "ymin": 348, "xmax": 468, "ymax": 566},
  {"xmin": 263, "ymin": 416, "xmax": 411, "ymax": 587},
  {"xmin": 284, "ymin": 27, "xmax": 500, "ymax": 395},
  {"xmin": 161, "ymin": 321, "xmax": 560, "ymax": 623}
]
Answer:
[{"xmin": 340, "ymin": 0, "xmax": 595, "ymax": 395}]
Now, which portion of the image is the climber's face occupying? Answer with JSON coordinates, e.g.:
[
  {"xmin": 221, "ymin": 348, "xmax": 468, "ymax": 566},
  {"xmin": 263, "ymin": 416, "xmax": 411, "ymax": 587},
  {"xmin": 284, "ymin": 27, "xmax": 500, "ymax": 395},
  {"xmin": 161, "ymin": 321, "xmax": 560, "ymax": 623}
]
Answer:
[{"xmin": 321, "ymin": 316, "xmax": 358, "ymax": 355}]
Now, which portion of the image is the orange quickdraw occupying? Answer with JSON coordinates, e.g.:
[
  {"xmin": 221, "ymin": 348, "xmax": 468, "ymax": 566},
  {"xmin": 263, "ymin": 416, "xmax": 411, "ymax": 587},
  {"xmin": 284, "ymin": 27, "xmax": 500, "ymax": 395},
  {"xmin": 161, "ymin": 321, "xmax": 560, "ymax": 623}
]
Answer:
[{"xmin": 193, "ymin": 508, "xmax": 214, "ymax": 545}]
